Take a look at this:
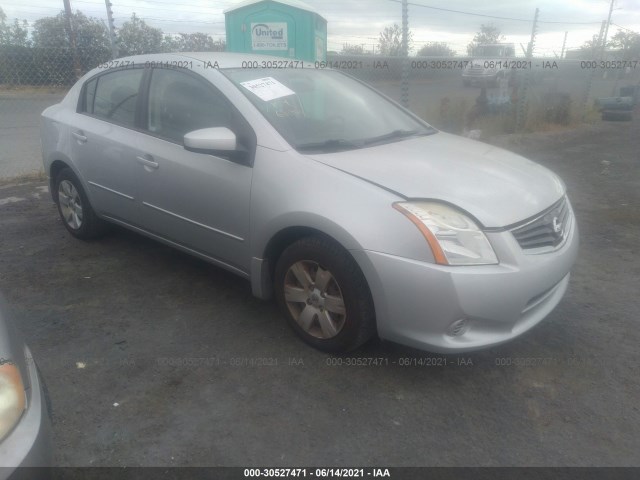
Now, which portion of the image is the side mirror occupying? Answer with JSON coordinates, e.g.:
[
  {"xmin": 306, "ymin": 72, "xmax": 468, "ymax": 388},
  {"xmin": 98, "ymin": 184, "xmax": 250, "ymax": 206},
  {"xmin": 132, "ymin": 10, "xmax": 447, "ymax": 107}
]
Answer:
[
  {"xmin": 184, "ymin": 127, "xmax": 236, "ymax": 152},
  {"xmin": 183, "ymin": 127, "xmax": 250, "ymax": 165}
]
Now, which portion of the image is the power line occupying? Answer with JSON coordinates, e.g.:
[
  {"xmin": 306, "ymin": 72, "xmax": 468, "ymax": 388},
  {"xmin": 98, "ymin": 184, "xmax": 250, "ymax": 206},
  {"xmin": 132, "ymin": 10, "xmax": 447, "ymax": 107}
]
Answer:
[
  {"xmin": 387, "ymin": 0, "xmax": 603, "ymax": 25},
  {"xmin": 611, "ymin": 23, "xmax": 638, "ymax": 33},
  {"xmin": 72, "ymin": 0, "xmax": 224, "ymax": 15},
  {"xmin": 73, "ymin": 0, "xmax": 236, "ymax": 5},
  {"xmin": 113, "ymin": 16, "xmax": 224, "ymax": 24}
]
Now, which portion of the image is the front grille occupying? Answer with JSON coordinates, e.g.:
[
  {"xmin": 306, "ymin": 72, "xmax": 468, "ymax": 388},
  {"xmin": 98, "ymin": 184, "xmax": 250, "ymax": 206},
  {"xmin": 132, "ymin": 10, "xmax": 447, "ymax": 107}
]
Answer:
[
  {"xmin": 466, "ymin": 68, "xmax": 486, "ymax": 76},
  {"xmin": 511, "ymin": 197, "xmax": 571, "ymax": 251}
]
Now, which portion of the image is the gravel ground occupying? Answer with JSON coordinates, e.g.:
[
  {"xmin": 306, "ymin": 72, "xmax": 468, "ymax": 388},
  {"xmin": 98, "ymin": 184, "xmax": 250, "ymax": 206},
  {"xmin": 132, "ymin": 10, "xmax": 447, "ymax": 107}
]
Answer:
[{"xmin": 0, "ymin": 117, "xmax": 638, "ymax": 467}]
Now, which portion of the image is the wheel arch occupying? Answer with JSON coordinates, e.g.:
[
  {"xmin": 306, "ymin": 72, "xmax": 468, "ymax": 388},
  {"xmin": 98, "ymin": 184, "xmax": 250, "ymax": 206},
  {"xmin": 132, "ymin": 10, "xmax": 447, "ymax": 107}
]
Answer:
[
  {"xmin": 48, "ymin": 159, "xmax": 72, "ymax": 202},
  {"xmin": 251, "ymin": 221, "xmax": 372, "ymax": 305},
  {"xmin": 48, "ymin": 159, "xmax": 93, "ymax": 207}
]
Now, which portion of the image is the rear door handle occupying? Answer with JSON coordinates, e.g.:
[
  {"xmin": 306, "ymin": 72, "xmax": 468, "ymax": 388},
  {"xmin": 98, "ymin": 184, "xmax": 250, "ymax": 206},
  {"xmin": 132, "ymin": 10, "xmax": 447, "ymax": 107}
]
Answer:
[
  {"xmin": 136, "ymin": 155, "xmax": 159, "ymax": 169},
  {"xmin": 72, "ymin": 131, "xmax": 87, "ymax": 143}
]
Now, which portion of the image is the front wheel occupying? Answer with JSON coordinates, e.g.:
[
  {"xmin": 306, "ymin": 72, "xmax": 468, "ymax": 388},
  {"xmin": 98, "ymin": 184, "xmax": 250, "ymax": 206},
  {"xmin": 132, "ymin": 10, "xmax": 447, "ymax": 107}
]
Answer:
[{"xmin": 274, "ymin": 236, "xmax": 376, "ymax": 353}]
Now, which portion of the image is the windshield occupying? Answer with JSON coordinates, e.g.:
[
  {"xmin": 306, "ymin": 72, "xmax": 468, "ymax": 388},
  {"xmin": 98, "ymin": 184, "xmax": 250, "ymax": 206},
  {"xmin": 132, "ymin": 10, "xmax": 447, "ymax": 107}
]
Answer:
[
  {"xmin": 222, "ymin": 68, "xmax": 435, "ymax": 152},
  {"xmin": 472, "ymin": 45, "xmax": 514, "ymax": 57}
]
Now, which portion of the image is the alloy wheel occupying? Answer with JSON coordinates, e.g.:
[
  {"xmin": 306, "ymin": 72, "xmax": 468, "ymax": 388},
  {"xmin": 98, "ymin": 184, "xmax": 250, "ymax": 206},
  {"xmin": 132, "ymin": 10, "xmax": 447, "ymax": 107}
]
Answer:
[
  {"xmin": 283, "ymin": 260, "xmax": 347, "ymax": 339},
  {"xmin": 58, "ymin": 180, "xmax": 83, "ymax": 230}
]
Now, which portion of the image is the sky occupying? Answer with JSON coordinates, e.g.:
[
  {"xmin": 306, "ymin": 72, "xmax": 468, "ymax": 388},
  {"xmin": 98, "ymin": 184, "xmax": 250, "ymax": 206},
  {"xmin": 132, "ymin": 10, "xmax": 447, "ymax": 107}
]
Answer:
[{"xmin": 2, "ymin": 0, "xmax": 640, "ymax": 56}]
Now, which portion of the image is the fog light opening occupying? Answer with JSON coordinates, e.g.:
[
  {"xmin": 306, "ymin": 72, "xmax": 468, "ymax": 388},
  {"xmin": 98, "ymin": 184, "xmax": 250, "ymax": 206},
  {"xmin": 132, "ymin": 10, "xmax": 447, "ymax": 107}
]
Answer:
[{"xmin": 447, "ymin": 318, "xmax": 469, "ymax": 337}]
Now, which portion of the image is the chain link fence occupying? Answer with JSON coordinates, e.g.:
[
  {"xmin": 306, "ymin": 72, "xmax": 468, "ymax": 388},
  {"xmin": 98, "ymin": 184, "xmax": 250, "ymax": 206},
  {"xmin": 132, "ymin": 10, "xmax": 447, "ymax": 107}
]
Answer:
[{"xmin": 1, "ymin": 45, "xmax": 639, "ymax": 178}]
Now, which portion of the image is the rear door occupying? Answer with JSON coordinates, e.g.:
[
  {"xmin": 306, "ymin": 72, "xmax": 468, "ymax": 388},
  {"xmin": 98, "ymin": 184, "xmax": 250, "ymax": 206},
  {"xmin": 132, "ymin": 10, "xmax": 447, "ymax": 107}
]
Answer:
[
  {"xmin": 69, "ymin": 67, "xmax": 144, "ymax": 224},
  {"xmin": 135, "ymin": 67, "xmax": 255, "ymax": 274}
]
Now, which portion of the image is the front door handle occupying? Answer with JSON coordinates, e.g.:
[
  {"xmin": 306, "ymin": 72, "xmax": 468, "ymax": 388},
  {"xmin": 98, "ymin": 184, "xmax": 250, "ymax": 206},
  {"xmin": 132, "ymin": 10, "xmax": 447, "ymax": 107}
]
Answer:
[
  {"xmin": 136, "ymin": 155, "xmax": 159, "ymax": 170},
  {"xmin": 72, "ymin": 131, "xmax": 87, "ymax": 143}
]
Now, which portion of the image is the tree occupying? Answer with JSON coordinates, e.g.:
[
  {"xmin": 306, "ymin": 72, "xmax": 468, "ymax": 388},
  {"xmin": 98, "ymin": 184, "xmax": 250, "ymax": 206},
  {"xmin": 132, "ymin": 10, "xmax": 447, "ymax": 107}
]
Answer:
[
  {"xmin": 117, "ymin": 13, "xmax": 164, "ymax": 56},
  {"xmin": 467, "ymin": 23, "xmax": 505, "ymax": 55},
  {"xmin": 177, "ymin": 32, "xmax": 225, "ymax": 52},
  {"xmin": 378, "ymin": 24, "xmax": 413, "ymax": 56},
  {"xmin": 31, "ymin": 10, "xmax": 111, "ymax": 84},
  {"xmin": 341, "ymin": 43, "xmax": 365, "ymax": 55},
  {"xmin": 417, "ymin": 42, "xmax": 455, "ymax": 57},
  {"xmin": 210, "ymin": 39, "xmax": 226, "ymax": 52},
  {"xmin": 578, "ymin": 34, "xmax": 603, "ymax": 59},
  {"xmin": 0, "ymin": 7, "xmax": 9, "ymax": 45},
  {"xmin": 0, "ymin": 7, "xmax": 30, "ymax": 46},
  {"xmin": 608, "ymin": 29, "xmax": 640, "ymax": 60},
  {"xmin": 8, "ymin": 19, "xmax": 29, "ymax": 47},
  {"xmin": 161, "ymin": 32, "xmax": 226, "ymax": 53},
  {"xmin": 179, "ymin": 32, "xmax": 214, "ymax": 51},
  {"xmin": 32, "ymin": 10, "xmax": 110, "ymax": 52},
  {"xmin": 0, "ymin": 7, "xmax": 33, "ymax": 85},
  {"xmin": 161, "ymin": 34, "xmax": 181, "ymax": 52}
]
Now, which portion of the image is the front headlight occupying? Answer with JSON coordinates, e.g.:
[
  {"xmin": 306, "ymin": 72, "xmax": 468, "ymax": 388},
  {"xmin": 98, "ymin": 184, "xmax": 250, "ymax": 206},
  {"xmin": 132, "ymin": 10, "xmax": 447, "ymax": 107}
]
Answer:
[
  {"xmin": 394, "ymin": 201, "xmax": 498, "ymax": 265},
  {"xmin": 0, "ymin": 362, "xmax": 26, "ymax": 441}
]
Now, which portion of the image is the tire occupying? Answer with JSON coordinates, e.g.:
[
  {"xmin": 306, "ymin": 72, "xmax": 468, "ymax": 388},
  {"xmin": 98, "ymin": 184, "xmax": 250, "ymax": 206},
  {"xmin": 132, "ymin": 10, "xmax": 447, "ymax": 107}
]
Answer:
[
  {"xmin": 274, "ymin": 235, "xmax": 376, "ymax": 353},
  {"xmin": 54, "ymin": 167, "xmax": 109, "ymax": 240}
]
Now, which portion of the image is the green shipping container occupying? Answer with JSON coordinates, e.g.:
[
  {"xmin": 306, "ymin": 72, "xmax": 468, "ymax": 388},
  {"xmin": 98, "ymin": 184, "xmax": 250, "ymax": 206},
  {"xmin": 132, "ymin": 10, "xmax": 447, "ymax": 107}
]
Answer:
[{"xmin": 224, "ymin": 0, "xmax": 327, "ymax": 62}]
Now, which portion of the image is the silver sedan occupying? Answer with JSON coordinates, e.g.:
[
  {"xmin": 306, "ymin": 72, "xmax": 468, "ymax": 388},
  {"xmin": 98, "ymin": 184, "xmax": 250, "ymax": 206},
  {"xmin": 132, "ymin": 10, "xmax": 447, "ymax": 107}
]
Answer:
[{"xmin": 41, "ymin": 53, "xmax": 578, "ymax": 353}]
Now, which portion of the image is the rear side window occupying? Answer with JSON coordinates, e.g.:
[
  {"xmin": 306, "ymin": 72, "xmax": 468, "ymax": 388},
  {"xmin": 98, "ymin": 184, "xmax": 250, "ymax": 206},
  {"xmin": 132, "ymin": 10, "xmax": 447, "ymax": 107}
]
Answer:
[{"xmin": 83, "ymin": 69, "xmax": 144, "ymax": 128}]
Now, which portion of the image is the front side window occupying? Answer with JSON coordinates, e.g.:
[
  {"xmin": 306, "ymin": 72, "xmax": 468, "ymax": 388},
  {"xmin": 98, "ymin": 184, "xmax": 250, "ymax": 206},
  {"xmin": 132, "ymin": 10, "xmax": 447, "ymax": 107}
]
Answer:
[
  {"xmin": 147, "ymin": 68, "xmax": 232, "ymax": 143},
  {"xmin": 83, "ymin": 68, "xmax": 143, "ymax": 128}
]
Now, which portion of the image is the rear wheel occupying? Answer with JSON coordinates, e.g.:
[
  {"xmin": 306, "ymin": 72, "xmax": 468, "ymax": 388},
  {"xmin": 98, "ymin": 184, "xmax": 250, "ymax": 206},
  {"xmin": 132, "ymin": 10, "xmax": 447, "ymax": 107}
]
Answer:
[
  {"xmin": 274, "ymin": 236, "xmax": 376, "ymax": 352},
  {"xmin": 54, "ymin": 167, "xmax": 109, "ymax": 239}
]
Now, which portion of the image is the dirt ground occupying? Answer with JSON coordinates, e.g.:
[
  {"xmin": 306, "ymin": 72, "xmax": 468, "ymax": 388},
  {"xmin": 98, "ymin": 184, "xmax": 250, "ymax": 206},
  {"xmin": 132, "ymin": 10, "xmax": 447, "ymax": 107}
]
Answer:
[{"xmin": 0, "ymin": 117, "xmax": 638, "ymax": 467}]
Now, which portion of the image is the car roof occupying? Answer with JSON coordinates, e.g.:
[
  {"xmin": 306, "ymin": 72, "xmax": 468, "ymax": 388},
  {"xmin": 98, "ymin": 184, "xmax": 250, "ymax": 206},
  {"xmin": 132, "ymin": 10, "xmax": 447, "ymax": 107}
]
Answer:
[{"xmin": 113, "ymin": 52, "xmax": 315, "ymax": 69}]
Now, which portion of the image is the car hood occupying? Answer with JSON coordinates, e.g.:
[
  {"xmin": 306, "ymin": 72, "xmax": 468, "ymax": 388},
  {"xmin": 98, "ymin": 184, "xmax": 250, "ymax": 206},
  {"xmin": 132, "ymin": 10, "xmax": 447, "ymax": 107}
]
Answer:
[
  {"xmin": 305, "ymin": 132, "xmax": 565, "ymax": 228},
  {"xmin": 466, "ymin": 59, "xmax": 497, "ymax": 71}
]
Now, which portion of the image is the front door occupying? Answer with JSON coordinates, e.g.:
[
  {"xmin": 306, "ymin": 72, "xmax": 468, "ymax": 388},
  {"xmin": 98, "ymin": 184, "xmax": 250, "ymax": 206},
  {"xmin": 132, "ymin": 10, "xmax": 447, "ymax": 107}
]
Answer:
[{"xmin": 135, "ymin": 67, "xmax": 254, "ymax": 273}]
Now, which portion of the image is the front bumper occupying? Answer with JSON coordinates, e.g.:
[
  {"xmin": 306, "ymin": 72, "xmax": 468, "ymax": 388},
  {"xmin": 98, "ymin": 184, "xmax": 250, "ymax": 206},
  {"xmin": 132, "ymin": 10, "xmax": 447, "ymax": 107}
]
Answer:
[
  {"xmin": 462, "ymin": 70, "xmax": 500, "ymax": 84},
  {"xmin": 351, "ymin": 211, "xmax": 579, "ymax": 353},
  {"xmin": 0, "ymin": 346, "xmax": 52, "ymax": 478}
]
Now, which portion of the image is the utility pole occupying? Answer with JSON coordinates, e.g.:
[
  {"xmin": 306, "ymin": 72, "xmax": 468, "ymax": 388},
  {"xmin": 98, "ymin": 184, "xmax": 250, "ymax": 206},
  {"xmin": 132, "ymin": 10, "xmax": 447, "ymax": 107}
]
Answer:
[
  {"xmin": 601, "ymin": 0, "xmax": 615, "ymax": 59},
  {"xmin": 560, "ymin": 31, "xmax": 568, "ymax": 59},
  {"xmin": 525, "ymin": 8, "xmax": 539, "ymax": 59},
  {"xmin": 597, "ymin": 19, "xmax": 607, "ymax": 54},
  {"xmin": 63, "ymin": 0, "xmax": 82, "ymax": 79},
  {"xmin": 516, "ymin": 7, "xmax": 538, "ymax": 132},
  {"xmin": 401, "ymin": 0, "xmax": 409, "ymax": 108},
  {"xmin": 105, "ymin": 0, "xmax": 118, "ymax": 59},
  {"xmin": 583, "ymin": 20, "xmax": 607, "ymax": 119}
]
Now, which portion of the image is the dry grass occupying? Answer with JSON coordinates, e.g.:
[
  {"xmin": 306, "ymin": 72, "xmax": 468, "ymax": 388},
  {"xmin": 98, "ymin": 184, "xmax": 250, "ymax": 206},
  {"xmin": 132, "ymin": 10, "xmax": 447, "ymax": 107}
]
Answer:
[
  {"xmin": 428, "ymin": 89, "xmax": 603, "ymax": 139},
  {"xmin": 0, "ymin": 84, "xmax": 69, "ymax": 95},
  {"xmin": 423, "ymin": 97, "xmax": 472, "ymax": 134},
  {"xmin": 0, "ymin": 169, "xmax": 47, "ymax": 187}
]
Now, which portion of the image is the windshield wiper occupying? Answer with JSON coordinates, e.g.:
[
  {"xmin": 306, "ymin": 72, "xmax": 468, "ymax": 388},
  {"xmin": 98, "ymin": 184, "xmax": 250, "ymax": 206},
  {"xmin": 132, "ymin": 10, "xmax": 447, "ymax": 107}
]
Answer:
[
  {"xmin": 362, "ymin": 129, "xmax": 432, "ymax": 146},
  {"xmin": 295, "ymin": 138, "xmax": 363, "ymax": 153}
]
